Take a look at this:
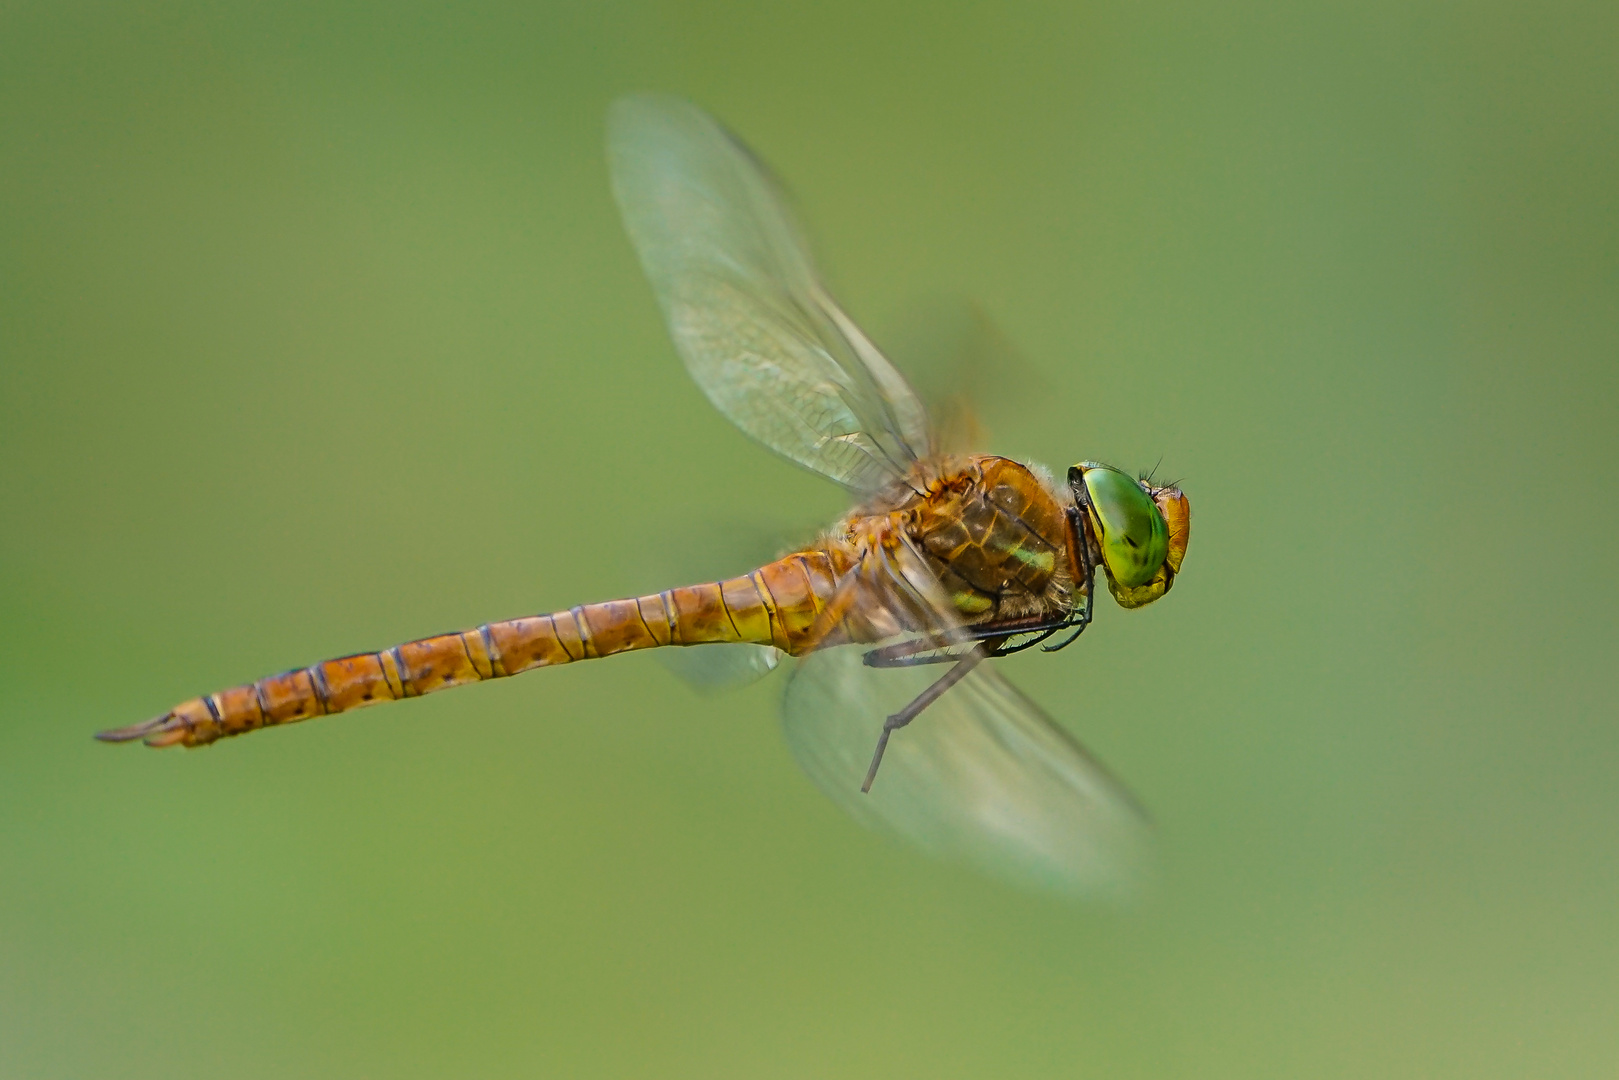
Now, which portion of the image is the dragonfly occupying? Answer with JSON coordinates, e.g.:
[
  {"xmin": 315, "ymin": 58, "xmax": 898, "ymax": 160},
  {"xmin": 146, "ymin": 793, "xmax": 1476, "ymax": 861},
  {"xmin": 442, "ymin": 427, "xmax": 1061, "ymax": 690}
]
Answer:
[{"xmin": 99, "ymin": 95, "xmax": 1190, "ymax": 897}]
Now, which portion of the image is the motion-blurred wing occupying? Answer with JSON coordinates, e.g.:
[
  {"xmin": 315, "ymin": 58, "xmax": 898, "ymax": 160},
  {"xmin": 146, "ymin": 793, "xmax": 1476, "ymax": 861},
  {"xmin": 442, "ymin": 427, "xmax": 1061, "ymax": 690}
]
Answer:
[
  {"xmin": 660, "ymin": 642, "xmax": 781, "ymax": 693},
  {"xmin": 608, "ymin": 94, "xmax": 931, "ymax": 492},
  {"xmin": 782, "ymin": 644, "xmax": 1152, "ymax": 898}
]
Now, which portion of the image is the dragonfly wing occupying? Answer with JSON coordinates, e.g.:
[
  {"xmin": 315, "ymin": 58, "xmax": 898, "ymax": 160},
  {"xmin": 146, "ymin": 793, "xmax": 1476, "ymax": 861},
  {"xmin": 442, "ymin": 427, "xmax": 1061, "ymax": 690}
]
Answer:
[
  {"xmin": 782, "ymin": 643, "xmax": 1152, "ymax": 898},
  {"xmin": 608, "ymin": 94, "xmax": 931, "ymax": 491},
  {"xmin": 659, "ymin": 642, "xmax": 782, "ymax": 693}
]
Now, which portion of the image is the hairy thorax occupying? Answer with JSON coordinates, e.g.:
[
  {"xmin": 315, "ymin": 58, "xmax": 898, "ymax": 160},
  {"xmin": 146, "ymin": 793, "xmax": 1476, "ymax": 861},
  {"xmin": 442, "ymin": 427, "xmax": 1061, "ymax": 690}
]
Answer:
[{"xmin": 813, "ymin": 455, "xmax": 1080, "ymax": 637}]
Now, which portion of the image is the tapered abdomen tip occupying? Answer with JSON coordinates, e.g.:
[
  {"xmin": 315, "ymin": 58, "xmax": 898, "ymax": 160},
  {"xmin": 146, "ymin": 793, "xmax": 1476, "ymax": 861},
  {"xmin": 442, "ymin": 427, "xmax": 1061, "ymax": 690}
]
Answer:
[{"xmin": 94, "ymin": 715, "xmax": 189, "ymax": 748}]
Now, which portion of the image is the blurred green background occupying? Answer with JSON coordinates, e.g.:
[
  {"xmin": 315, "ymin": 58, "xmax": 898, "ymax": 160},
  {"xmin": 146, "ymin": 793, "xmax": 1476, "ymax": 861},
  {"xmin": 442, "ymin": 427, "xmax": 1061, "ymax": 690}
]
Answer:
[{"xmin": 2, "ymin": 1, "xmax": 1615, "ymax": 1077}]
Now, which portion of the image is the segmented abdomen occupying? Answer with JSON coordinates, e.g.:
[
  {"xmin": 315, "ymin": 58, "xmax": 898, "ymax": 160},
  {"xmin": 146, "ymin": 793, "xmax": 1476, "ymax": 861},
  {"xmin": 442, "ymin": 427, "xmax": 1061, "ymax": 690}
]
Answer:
[{"xmin": 97, "ymin": 550, "xmax": 851, "ymax": 749}]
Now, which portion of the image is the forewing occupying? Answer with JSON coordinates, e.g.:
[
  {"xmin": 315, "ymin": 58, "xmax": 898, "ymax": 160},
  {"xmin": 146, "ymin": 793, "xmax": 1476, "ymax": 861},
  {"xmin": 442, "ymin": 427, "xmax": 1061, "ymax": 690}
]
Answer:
[
  {"xmin": 782, "ymin": 645, "xmax": 1152, "ymax": 898},
  {"xmin": 607, "ymin": 94, "xmax": 931, "ymax": 491}
]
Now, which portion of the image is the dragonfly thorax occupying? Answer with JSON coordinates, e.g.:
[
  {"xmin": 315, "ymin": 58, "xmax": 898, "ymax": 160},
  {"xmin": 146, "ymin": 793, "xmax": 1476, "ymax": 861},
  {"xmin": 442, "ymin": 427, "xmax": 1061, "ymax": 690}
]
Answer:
[{"xmin": 871, "ymin": 455, "xmax": 1080, "ymax": 628}]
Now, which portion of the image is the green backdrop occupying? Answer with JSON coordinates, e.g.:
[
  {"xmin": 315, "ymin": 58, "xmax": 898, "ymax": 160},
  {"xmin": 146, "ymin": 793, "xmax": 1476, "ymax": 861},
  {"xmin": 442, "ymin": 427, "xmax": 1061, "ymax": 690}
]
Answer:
[{"xmin": 2, "ymin": 2, "xmax": 1615, "ymax": 1077}]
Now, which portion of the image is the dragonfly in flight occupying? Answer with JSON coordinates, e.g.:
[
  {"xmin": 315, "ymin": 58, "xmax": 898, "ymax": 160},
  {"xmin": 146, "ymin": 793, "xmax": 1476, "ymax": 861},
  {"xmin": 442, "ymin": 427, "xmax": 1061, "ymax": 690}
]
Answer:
[{"xmin": 100, "ymin": 95, "xmax": 1190, "ymax": 896}]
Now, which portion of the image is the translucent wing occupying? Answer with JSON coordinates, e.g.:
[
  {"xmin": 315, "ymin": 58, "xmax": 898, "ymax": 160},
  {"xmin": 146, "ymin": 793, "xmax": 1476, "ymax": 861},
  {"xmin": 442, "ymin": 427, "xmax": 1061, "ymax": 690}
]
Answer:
[
  {"xmin": 660, "ymin": 642, "xmax": 781, "ymax": 693},
  {"xmin": 607, "ymin": 94, "xmax": 932, "ymax": 492},
  {"xmin": 782, "ymin": 642, "xmax": 1152, "ymax": 899}
]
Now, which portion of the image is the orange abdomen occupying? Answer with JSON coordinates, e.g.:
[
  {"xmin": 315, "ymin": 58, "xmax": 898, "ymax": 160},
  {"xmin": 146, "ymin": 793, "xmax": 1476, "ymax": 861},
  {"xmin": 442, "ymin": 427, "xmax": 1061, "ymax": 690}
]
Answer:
[{"xmin": 98, "ymin": 550, "xmax": 851, "ymax": 749}]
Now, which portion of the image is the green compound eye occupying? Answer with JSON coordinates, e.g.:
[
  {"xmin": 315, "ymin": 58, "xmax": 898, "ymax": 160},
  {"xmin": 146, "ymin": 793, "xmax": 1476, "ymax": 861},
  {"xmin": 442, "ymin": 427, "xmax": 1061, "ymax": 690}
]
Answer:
[{"xmin": 1077, "ymin": 463, "xmax": 1169, "ymax": 588}]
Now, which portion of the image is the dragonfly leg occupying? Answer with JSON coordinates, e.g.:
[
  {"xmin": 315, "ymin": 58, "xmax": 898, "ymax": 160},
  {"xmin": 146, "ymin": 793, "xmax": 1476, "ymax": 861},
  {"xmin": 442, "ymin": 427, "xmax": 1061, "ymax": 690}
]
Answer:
[
  {"xmin": 862, "ymin": 615, "xmax": 1076, "ymax": 668},
  {"xmin": 861, "ymin": 615, "xmax": 1087, "ymax": 667},
  {"xmin": 861, "ymin": 649, "xmax": 986, "ymax": 793},
  {"xmin": 1038, "ymin": 505, "xmax": 1097, "ymax": 655},
  {"xmin": 1039, "ymin": 621, "xmax": 1089, "ymax": 653},
  {"xmin": 986, "ymin": 626, "xmax": 1062, "ymax": 657},
  {"xmin": 863, "ymin": 631, "xmax": 975, "ymax": 668}
]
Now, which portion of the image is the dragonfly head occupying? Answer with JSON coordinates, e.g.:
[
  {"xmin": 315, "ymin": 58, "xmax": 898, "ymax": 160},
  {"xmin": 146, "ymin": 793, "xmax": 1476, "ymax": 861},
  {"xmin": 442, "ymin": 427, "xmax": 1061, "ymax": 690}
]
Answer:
[{"xmin": 1068, "ymin": 463, "xmax": 1191, "ymax": 609}]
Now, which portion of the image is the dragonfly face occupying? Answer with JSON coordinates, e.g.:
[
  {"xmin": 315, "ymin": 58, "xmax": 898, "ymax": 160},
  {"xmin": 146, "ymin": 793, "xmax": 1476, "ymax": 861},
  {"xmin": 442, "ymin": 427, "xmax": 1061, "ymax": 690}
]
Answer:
[{"xmin": 1070, "ymin": 463, "xmax": 1191, "ymax": 610}]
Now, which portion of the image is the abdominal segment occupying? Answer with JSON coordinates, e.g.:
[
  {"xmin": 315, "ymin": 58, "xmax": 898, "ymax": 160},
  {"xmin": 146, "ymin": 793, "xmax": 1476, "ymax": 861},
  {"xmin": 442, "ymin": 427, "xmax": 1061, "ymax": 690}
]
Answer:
[{"xmin": 97, "ymin": 550, "xmax": 853, "ymax": 749}]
